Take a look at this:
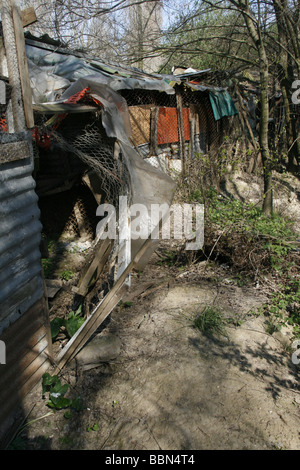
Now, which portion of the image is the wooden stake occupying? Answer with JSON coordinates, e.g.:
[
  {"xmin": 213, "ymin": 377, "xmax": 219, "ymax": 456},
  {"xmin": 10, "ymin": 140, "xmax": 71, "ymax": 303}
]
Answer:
[
  {"xmin": 12, "ymin": 3, "xmax": 34, "ymax": 128},
  {"xmin": 176, "ymin": 92, "xmax": 185, "ymax": 173},
  {"xmin": 75, "ymin": 238, "xmax": 113, "ymax": 298},
  {"xmin": 55, "ymin": 236, "xmax": 155, "ymax": 371}
]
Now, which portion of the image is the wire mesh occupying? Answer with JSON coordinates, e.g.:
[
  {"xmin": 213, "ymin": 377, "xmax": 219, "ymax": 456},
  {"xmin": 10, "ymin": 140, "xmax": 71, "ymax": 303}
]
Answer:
[{"xmin": 121, "ymin": 86, "xmax": 226, "ymax": 177}]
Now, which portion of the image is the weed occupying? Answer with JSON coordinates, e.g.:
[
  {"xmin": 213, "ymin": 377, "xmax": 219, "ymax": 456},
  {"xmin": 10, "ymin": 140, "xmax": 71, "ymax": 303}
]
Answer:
[
  {"xmin": 42, "ymin": 373, "xmax": 84, "ymax": 413},
  {"xmin": 60, "ymin": 269, "xmax": 75, "ymax": 281},
  {"xmin": 59, "ymin": 436, "xmax": 74, "ymax": 447},
  {"xmin": 120, "ymin": 300, "xmax": 133, "ymax": 309},
  {"xmin": 191, "ymin": 306, "xmax": 229, "ymax": 339},
  {"xmin": 50, "ymin": 305, "xmax": 84, "ymax": 340},
  {"xmin": 41, "ymin": 258, "xmax": 53, "ymax": 278},
  {"xmin": 157, "ymin": 250, "xmax": 178, "ymax": 266},
  {"xmin": 87, "ymin": 423, "xmax": 99, "ymax": 432}
]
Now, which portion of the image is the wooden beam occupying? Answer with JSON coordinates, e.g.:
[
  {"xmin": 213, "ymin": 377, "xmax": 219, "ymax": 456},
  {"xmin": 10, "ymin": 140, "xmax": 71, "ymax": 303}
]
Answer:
[
  {"xmin": 21, "ymin": 7, "xmax": 37, "ymax": 27},
  {"xmin": 176, "ymin": 93, "xmax": 186, "ymax": 173},
  {"xmin": 54, "ymin": 236, "xmax": 155, "ymax": 371},
  {"xmin": 12, "ymin": 4, "xmax": 34, "ymax": 128},
  {"xmin": 149, "ymin": 107, "xmax": 159, "ymax": 156},
  {"xmin": 75, "ymin": 238, "xmax": 113, "ymax": 298}
]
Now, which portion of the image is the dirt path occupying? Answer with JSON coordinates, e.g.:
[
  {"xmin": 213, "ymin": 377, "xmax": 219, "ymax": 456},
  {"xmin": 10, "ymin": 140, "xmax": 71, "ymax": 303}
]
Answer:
[{"xmin": 19, "ymin": 249, "xmax": 300, "ymax": 450}]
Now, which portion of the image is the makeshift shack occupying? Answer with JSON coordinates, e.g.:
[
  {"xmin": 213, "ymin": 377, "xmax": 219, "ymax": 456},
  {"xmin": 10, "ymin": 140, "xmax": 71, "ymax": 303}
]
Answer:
[{"xmin": 0, "ymin": 16, "xmax": 238, "ymax": 447}]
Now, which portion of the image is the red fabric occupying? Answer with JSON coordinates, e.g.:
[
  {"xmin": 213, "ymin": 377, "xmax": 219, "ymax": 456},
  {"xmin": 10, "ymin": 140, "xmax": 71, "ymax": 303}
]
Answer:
[
  {"xmin": 52, "ymin": 87, "xmax": 102, "ymax": 130},
  {"xmin": 33, "ymin": 87, "xmax": 102, "ymax": 148},
  {"xmin": 157, "ymin": 107, "xmax": 190, "ymax": 145},
  {"xmin": 32, "ymin": 127, "xmax": 51, "ymax": 150},
  {"xmin": 0, "ymin": 117, "xmax": 7, "ymax": 132}
]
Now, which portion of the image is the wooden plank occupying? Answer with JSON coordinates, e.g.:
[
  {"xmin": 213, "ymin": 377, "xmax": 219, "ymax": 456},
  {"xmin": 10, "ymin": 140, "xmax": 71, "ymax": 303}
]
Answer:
[
  {"xmin": 176, "ymin": 93, "xmax": 186, "ymax": 173},
  {"xmin": 0, "ymin": 357, "xmax": 49, "ymax": 431},
  {"xmin": 82, "ymin": 171, "xmax": 103, "ymax": 205},
  {"xmin": 21, "ymin": 7, "xmax": 37, "ymax": 27},
  {"xmin": 0, "ymin": 80, "xmax": 5, "ymax": 104},
  {"xmin": 116, "ymin": 197, "xmax": 131, "ymax": 287},
  {"xmin": 12, "ymin": 4, "xmax": 34, "ymax": 129},
  {"xmin": 149, "ymin": 107, "xmax": 159, "ymax": 156},
  {"xmin": 75, "ymin": 238, "xmax": 113, "ymax": 297},
  {"xmin": 55, "ymin": 236, "xmax": 155, "ymax": 371},
  {"xmin": 189, "ymin": 108, "xmax": 195, "ymax": 161},
  {"xmin": 54, "ymin": 207, "xmax": 171, "ymax": 372},
  {"xmin": 123, "ymin": 281, "xmax": 156, "ymax": 303},
  {"xmin": 129, "ymin": 106, "xmax": 151, "ymax": 146},
  {"xmin": 0, "ymin": 335, "xmax": 48, "ymax": 390}
]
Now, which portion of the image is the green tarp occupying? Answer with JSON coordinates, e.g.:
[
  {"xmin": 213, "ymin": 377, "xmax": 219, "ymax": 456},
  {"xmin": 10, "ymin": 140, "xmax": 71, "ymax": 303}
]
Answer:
[{"xmin": 209, "ymin": 90, "xmax": 238, "ymax": 121}]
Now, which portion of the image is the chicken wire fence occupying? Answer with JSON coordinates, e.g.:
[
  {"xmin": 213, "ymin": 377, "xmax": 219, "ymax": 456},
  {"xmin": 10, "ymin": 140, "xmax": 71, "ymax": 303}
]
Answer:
[
  {"xmin": 121, "ymin": 87, "xmax": 231, "ymax": 177},
  {"xmin": 33, "ymin": 112, "xmax": 130, "ymax": 239}
]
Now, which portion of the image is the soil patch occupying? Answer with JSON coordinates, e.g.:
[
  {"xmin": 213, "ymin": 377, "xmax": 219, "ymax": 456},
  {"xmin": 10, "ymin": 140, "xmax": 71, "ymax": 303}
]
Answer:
[{"xmin": 17, "ymin": 250, "xmax": 300, "ymax": 450}]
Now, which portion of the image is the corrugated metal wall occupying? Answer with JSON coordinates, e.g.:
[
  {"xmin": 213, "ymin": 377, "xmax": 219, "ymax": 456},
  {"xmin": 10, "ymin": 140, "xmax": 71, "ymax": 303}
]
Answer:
[
  {"xmin": 0, "ymin": 132, "xmax": 52, "ymax": 448},
  {"xmin": 0, "ymin": 133, "xmax": 44, "ymax": 331}
]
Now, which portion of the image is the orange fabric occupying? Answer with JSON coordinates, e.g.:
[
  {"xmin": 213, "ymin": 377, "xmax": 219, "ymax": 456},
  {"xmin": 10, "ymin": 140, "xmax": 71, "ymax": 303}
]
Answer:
[
  {"xmin": 0, "ymin": 117, "xmax": 7, "ymax": 132},
  {"xmin": 33, "ymin": 87, "xmax": 103, "ymax": 148},
  {"xmin": 52, "ymin": 87, "xmax": 102, "ymax": 130},
  {"xmin": 32, "ymin": 127, "xmax": 51, "ymax": 150},
  {"xmin": 157, "ymin": 107, "xmax": 190, "ymax": 145}
]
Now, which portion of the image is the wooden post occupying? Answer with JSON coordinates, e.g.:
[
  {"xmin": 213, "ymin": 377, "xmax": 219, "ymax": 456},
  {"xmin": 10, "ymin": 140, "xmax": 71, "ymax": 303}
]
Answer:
[
  {"xmin": 149, "ymin": 107, "xmax": 159, "ymax": 156},
  {"xmin": 189, "ymin": 106, "xmax": 195, "ymax": 161},
  {"xmin": 1, "ymin": 0, "xmax": 26, "ymax": 132},
  {"xmin": 117, "ymin": 196, "xmax": 131, "ymax": 287},
  {"xmin": 176, "ymin": 92, "xmax": 185, "ymax": 174},
  {"xmin": 12, "ymin": 2, "xmax": 34, "ymax": 129}
]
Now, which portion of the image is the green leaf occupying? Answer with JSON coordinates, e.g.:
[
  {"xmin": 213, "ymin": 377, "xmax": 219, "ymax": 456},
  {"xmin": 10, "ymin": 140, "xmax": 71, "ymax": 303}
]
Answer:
[
  {"xmin": 71, "ymin": 396, "xmax": 85, "ymax": 412},
  {"xmin": 64, "ymin": 311, "xmax": 85, "ymax": 338},
  {"xmin": 49, "ymin": 395, "xmax": 71, "ymax": 409},
  {"xmin": 51, "ymin": 381, "xmax": 69, "ymax": 396},
  {"xmin": 42, "ymin": 373, "xmax": 59, "ymax": 394},
  {"xmin": 50, "ymin": 318, "xmax": 64, "ymax": 339},
  {"xmin": 88, "ymin": 423, "xmax": 99, "ymax": 432}
]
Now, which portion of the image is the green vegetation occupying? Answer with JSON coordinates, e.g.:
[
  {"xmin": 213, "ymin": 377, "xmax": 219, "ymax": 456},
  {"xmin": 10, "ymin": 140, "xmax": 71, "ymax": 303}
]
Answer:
[
  {"xmin": 59, "ymin": 269, "xmax": 75, "ymax": 281},
  {"xmin": 190, "ymin": 187, "xmax": 300, "ymax": 338},
  {"xmin": 50, "ymin": 305, "xmax": 85, "ymax": 340},
  {"xmin": 42, "ymin": 373, "xmax": 84, "ymax": 414},
  {"xmin": 191, "ymin": 306, "xmax": 229, "ymax": 339},
  {"xmin": 41, "ymin": 258, "xmax": 53, "ymax": 278}
]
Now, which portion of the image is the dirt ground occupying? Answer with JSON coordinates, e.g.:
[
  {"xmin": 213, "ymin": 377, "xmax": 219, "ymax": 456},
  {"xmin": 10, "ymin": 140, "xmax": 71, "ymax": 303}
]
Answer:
[
  {"xmin": 10, "ymin": 172, "xmax": 300, "ymax": 451},
  {"xmin": 15, "ymin": 251, "xmax": 299, "ymax": 451}
]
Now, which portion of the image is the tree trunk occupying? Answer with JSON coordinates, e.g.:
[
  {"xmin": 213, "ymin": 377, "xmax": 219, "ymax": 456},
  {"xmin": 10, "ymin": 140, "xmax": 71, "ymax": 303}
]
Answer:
[
  {"xmin": 241, "ymin": 0, "xmax": 272, "ymax": 215},
  {"xmin": 260, "ymin": 65, "xmax": 273, "ymax": 216}
]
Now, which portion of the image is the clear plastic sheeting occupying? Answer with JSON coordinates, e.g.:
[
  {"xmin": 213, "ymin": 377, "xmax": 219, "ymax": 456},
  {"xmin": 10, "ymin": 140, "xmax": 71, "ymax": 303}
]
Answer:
[
  {"xmin": 59, "ymin": 77, "xmax": 177, "ymax": 268},
  {"xmin": 27, "ymin": 58, "xmax": 71, "ymax": 104}
]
